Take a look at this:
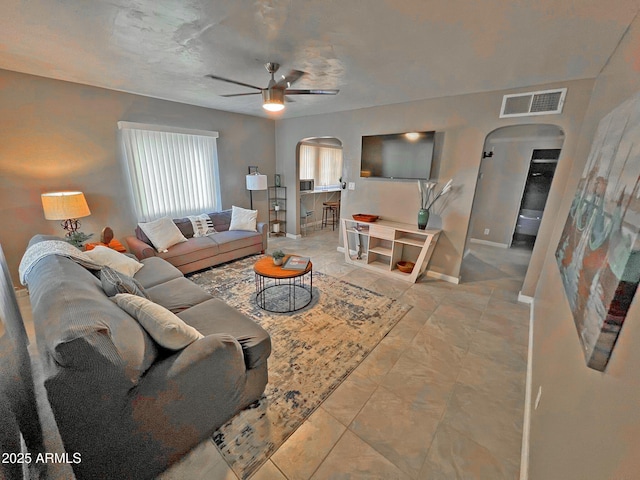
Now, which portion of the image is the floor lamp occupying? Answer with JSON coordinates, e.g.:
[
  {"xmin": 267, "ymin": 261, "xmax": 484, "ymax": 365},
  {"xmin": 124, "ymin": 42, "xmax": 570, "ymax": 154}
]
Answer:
[{"xmin": 246, "ymin": 166, "xmax": 267, "ymax": 210}]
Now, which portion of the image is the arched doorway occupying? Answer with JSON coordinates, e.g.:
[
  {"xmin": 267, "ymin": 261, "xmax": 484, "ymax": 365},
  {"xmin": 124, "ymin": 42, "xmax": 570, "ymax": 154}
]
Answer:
[
  {"xmin": 462, "ymin": 124, "xmax": 565, "ymax": 287},
  {"xmin": 295, "ymin": 137, "xmax": 344, "ymax": 236}
]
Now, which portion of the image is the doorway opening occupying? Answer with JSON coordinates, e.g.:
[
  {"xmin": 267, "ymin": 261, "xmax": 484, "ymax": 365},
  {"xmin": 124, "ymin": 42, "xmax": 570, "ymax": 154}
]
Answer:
[
  {"xmin": 512, "ymin": 148, "xmax": 560, "ymax": 248},
  {"xmin": 296, "ymin": 137, "xmax": 343, "ymax": 236},
  {"xmin": 462, "ymin": 124, "xmax": 564, "ymax": 287}
]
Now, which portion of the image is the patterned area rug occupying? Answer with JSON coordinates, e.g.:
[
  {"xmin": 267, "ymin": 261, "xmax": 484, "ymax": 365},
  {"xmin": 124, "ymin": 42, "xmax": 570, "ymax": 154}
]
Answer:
[{"xmin": 189, "ymin": 255, "xmax": 411, "ymax": 479}]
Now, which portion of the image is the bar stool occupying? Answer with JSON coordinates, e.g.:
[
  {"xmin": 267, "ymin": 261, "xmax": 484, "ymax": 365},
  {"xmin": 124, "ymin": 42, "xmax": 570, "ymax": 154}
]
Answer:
[
  {"xmin": 321, "ymin": 201, "xmax": 339, "ymax": 230},
  {"xmin": 300, "ymin": 202, "xmax": 315, "ymax": 236}
]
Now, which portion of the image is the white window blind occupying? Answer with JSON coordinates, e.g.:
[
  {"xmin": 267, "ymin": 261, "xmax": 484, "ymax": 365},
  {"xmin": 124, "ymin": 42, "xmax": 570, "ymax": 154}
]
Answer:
[
  {"xmin": 299, "ymin": 143, "xmax": 343, "ymax": 189},
  {"xmin": 118, "ymin": 122, "xmax": 221, "ymax": 222}
]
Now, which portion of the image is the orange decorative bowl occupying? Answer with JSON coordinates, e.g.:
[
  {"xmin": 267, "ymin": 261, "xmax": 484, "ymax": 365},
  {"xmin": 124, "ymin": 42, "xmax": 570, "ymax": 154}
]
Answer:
[
  {"xmin": 352, "ymin": 214, "xmax": 379, "ymax": 222},
  {"xmin": 396, "ymin": 261, "xmax": 415, "ymax": 273}
]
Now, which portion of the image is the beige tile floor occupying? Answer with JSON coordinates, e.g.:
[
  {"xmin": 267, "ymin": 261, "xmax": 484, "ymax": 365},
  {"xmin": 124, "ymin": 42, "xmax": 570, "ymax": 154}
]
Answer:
[
  {"xmin": 159, "ymin": 229, "xmax": 532, "ymax": 479},
  {"xmin": 18, "ymin": 228, "xmax": 531, "ymax": 480}
]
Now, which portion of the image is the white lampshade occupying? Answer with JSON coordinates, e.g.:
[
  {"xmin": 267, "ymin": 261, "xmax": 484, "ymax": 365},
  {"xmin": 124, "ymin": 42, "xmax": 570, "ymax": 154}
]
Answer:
[
  {"xmin": 41, "ymin": 191, "xmax": 91, "ymax": 220},
  {"xmin": 246, "ymin": 174, "xmax": 268, "ymax": 191}
]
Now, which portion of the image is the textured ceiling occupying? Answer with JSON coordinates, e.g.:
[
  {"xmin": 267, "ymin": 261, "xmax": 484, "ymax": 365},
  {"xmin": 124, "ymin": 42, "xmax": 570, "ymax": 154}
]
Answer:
[{"xmin": 1, "ymin": 0, "xmax": 638, "ymax": 118}]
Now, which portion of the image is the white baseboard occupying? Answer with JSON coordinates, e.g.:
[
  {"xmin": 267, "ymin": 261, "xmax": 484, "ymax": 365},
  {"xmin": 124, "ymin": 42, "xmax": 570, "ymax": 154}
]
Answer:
[
  {"xmin": 518, "ymin": 292, "xmax": 534, "ymax": 304},
  {"xmin": 469, "ymin": 238, "xmax": 510, "ymax": 248},
  {"xmin": 336, "ymin": 246, "xmax": 345, "ymax": 253},
  {"xmin": 286, "ymin": 233, "xmax": 301, "ymax": 240},
  {"xmin": 520, "ymin": 300, "xmax": 535, "ymax": 480},
  {"xmin": 426, "ymin": 270, "xmax": 460, "ymax": 284}
]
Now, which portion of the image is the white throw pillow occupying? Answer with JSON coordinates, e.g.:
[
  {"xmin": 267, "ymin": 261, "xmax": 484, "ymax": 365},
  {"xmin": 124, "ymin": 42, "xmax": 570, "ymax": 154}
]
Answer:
[
  {"xmin": 138, "ymin": 217, "xmax": 188, "ymax": 252},
  {"xmin": 84, "ymin": 246, "xmax": 144, "ymax": 277},
  {"xmin": 229, "ymin": 205, "xmax": 258, "ymax": 232},
  {"xmin": 113, "ymin": 294, "xmax": 204, "ymax": 350}
]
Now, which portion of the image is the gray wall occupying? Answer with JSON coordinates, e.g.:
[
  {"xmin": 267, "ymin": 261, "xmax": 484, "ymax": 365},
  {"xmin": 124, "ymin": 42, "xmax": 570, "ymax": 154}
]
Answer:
[
  {"xmin": 275, "ymin": 80, "xmax": 593, "ymax": 284},
  {"xmin": 0, "ymin": 69, "xmax": 275, "ymax": 286},
  {"xmin": 528, "ymin": 13, "xmax": 640, "ymax": 480},
  {"xmin": 468, "ymin": 124, "xmax": 564, "ymax": 246}
]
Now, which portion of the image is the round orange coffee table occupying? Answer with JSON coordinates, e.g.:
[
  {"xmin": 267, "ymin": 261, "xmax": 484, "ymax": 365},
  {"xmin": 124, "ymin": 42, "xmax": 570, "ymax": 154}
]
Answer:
[{"xmin": 253, "ymin": 255, "xmax": 313, "ymax": 313}]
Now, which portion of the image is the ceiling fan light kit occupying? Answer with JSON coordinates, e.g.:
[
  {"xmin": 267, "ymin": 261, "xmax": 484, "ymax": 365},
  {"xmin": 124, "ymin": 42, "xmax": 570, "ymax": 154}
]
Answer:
[
  {"xmin": 207, "ymin": 62, "xmax": 339, "ymax": 113},
  {"xmin": 262, "ymin": 88, "xmax": 285, "ymax": 112}
]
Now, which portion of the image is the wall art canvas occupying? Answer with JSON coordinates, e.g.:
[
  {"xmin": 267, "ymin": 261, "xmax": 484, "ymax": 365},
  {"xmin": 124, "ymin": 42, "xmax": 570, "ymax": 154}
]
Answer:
[{"xmin": 556, "ymin": 92, "xmax": 640, "ymax": 371}]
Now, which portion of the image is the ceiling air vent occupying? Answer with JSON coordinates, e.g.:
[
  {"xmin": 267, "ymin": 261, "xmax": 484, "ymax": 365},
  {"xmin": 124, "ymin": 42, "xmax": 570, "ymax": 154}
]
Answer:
[{"xmin": 500, "ymin": 88, "xmax": 567, "ymax": 118}]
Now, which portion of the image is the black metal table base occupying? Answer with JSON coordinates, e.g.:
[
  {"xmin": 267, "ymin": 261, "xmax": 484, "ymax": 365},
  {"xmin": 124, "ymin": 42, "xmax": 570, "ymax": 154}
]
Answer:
[{"xmin": 255, "ymin": 269, "xmax": 313, "ymax": 313}]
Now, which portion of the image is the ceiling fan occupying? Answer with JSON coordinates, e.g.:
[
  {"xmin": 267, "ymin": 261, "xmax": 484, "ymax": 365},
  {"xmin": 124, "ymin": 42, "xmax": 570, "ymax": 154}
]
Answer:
[{"xmin": 206, "ymin": 62, "xmax": 339, "ymax": 112}]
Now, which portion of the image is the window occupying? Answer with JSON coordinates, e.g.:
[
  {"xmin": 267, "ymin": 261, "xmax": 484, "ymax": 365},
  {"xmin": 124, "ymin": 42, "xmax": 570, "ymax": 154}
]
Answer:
[
  {"xmin": 118, "ymin": 122, "xmax": 221, "ymax": 222},
  {"xmin": 299, "ymin": 143, "xmax": 343, "ymax": 190}
]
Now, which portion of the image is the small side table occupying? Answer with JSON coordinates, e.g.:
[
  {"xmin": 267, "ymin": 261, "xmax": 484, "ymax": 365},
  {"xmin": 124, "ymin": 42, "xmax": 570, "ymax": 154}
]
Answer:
[
  {"xmin": 85, "ymin": 239, "xmax": 127, "ymax": 253},
  {"xmin": 253, "ymin": 256, "xmax": 313, "ymax": 313}
]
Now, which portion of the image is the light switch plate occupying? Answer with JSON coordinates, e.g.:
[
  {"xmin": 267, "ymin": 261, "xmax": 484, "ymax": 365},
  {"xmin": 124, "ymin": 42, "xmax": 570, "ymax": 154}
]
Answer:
[{"xmin": 348, "ymin": 182, "xmax": 355, "ymax": 190}]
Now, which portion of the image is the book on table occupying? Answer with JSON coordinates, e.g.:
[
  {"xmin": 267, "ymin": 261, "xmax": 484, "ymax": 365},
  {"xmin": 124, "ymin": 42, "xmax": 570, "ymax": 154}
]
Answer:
[{"xmin": 282, "ymin": 256, "xmax": 310, "ymax": 270}]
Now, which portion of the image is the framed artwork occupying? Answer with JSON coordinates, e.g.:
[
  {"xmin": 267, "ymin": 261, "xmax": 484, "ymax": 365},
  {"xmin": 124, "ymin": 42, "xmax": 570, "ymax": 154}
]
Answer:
[
  {"xmin": 274, "ymin": 174, "xmax": 281, "ymax": 187},
  {"xmin": 555, "ymin": 92, "xmax": 640, "ymax": 371}
]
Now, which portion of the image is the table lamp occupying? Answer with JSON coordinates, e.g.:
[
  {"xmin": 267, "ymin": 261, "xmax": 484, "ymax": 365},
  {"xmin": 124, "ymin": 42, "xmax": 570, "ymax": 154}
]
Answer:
[
  {"xmin": 246, "ymin": 167, "xmax": 267, "ymax": 210},
  {"xmin": 41, "ymin": 191, "xmax": 91, "ymax": 237}
]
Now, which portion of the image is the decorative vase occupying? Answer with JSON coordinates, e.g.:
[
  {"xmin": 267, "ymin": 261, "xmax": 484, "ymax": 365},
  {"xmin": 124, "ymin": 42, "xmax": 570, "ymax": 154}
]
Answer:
[
  {"xmin": 417, "ymin": 208, "xmax": 429, "ymax": 230},
  {"xmin": 273, "ymin": 257, "xmax": 283, "ymax": 266}
]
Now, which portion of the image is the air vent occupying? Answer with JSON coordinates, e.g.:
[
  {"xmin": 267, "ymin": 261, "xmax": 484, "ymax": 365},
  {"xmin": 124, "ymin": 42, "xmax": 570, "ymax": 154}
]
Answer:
[{"xmin": 500, "ymin": 88, "xmax": 567, "ymax": 118}]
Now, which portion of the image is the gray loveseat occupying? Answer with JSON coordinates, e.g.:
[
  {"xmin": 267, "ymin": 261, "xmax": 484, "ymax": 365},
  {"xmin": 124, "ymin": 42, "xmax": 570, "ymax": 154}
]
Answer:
[
  {"xmin": 125, "ymin": 209, "xmax": 267, "ymax": 274},
  {"xmin": 23, "ymin": 234, "xmax": 271, "ymax": 480}
]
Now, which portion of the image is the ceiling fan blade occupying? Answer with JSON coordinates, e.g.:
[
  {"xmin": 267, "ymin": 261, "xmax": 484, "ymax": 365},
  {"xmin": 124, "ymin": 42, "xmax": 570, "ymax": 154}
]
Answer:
[
  {"xmin": 220, "ymin": 92, "xmax": 262, "ymax": 97},
  {"xmin": 206, "ymin": 74, "xmax": 263, "ymax": 91},
  {"xmin": 284, "ymin": 89, "xmax": 340, "ymax": 95},
  {"xmin": 276, "ymin": 70, "xmax": 305, "ymax": 88}
]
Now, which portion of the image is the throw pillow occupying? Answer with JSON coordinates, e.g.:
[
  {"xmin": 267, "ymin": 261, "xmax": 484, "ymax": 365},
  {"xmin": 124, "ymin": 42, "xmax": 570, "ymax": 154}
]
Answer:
[
  {"xmin": 84, "ymin": 245, "xmax": 144, "ymax": 277},
  {"xmin": 113, "ymin": 293, "xmax": 204, "ymax": 350},
  {"xmin": 100, "ymin": 266, "xmax": 148, "ymax": 298},
  {"xmin": 138, "ymin": 217, "xmax": 188, "ymax": 252},
  {"xmin": 188, "ymin": 213, "xmax": 217, "ymax": 237},
  {"xmin": 229, "ymin": 205, "xmax": 258, "ymax": 232}
]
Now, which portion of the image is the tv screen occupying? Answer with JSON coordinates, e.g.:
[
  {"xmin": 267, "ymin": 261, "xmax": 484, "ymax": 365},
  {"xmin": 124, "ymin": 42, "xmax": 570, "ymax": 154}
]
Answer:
[{"xmin": 360, "ymin": 130, "xmax": 435, "ymax": 179}]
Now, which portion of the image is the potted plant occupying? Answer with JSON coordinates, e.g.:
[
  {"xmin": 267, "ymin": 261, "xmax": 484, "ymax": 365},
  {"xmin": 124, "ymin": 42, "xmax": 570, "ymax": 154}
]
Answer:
[
  {"xmin": 66, "ymin": 231, "xmax": 93, "ymax": 248},
  {"xmin": 273, "ymin": 202, "xmax": 280, "ymax": 211},
  {"xmin": 272, "ymin": 249, "xmax": 285, "ymax": 266},
  {"xmin": 417, "ymin": 178, "xmax": 453, "ymax": 230}
]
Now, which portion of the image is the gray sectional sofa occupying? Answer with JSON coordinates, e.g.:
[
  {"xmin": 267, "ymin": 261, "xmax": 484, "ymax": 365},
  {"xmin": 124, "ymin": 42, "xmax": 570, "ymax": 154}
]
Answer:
[
  {"xmin": 125, "ymin": 209, "xmax": 267, "ymax": 274},
  {"xmin": 23, "ymin": 234, "xmax": 271, "ymax": 480}
]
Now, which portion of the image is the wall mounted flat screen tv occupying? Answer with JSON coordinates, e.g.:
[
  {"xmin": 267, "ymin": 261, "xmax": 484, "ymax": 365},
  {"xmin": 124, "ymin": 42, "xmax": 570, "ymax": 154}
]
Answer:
[{"xmin": 360, "ymin": 130, "xmax": 435, "ymax": 179}]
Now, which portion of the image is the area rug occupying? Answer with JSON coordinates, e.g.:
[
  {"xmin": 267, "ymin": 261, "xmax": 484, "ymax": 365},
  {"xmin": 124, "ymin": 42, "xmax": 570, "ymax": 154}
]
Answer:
[{"xmin": 189, "ymin": 255, "xmax": 412, "ymax": 479}]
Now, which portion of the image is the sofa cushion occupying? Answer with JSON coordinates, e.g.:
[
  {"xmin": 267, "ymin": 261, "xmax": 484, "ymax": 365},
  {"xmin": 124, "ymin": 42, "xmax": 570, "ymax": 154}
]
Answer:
[
  {"xmin": 114, "ymin": 294, "xmax": 204, "ymax": 350},
  {"xmin": 209, "ymin": 210, "xmax": 231, "ymax": 232},
  {"xmin": 178, "ymin": 298, "xmax": 271, "ymax": 370},
  {"xmin": 229, "ymin": 206, "xmax": 257, "ymax": 232},
  {"xmin": 100, "ymin": 266, "xmax": 148, "ymax": 298},
  {"xmin": 84, "ymin": 245, "xmax": 144, "ymax": 277},
  {"xmin": 134, "ymin": 257, "xmax": 183, "ymax": 289},
  {"xmin": 173, "ymin": 217, "xmax": 195, "ymax": 239},
  {"xmin": 27, "ymin": 254, "xmax": 159, "ymax": 383},
  {"xmin": 211, "ymin": 230, "xmax": 263, "ymax": 254},
  {"xmin": 145, "ymin": 277, "xmax": 212, "ymax": 313},
  {"xmin": 157, "ymin": 236, "xmax": 219, "ymax": 268},
  {"xmin": 138, "ymin": 217, "xmax": 188, "ymax": 252}
]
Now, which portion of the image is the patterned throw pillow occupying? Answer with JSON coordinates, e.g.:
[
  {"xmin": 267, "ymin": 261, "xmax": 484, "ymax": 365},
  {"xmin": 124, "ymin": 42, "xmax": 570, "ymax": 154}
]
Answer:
[
  {"xmin": 188, "ymin": 213, "xmax": 217, "ymax": 237},
  {"xmin": 100, "ymin": 266, "xmax": 148, "ymax": 298}
]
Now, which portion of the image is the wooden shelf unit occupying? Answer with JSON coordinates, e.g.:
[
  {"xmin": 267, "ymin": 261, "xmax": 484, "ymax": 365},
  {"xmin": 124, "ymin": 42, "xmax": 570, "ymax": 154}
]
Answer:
[{"xmin": 342, "ymin": 218, "xmax": 440, "ymax": 283}]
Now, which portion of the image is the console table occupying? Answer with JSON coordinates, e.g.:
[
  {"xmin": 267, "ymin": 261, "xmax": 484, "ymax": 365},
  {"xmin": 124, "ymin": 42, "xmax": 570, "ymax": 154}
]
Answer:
[{"xmin": 341, "ymin": 218, "xmax": 440, "ymax": 283}]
